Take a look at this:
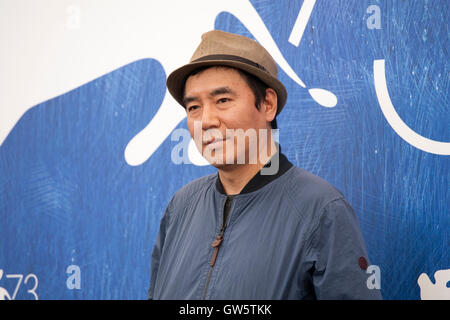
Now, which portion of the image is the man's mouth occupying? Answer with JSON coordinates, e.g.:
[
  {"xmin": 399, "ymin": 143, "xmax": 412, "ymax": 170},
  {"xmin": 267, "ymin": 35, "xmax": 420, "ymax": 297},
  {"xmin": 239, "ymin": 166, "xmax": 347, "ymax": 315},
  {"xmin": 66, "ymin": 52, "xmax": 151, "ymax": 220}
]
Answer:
[{"xmin": 203, "ymin": 137, "xmax": 228, "ymax": 148}]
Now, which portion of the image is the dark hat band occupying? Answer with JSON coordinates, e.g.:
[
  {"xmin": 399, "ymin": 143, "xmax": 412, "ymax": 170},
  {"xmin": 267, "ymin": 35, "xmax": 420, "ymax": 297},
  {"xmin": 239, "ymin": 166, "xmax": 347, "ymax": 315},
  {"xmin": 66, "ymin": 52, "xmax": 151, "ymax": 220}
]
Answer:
[{"xmin": 192, "ymin": 54, "xmax": 268, "ymax": 73}]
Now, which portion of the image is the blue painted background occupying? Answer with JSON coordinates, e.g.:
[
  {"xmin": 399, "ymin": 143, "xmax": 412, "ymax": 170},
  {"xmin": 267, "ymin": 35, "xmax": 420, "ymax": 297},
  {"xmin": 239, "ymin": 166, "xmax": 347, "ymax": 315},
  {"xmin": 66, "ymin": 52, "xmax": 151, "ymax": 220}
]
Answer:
[{"xmin": 0, "ymin": 0, "xmax": 448, "ymax": 299}]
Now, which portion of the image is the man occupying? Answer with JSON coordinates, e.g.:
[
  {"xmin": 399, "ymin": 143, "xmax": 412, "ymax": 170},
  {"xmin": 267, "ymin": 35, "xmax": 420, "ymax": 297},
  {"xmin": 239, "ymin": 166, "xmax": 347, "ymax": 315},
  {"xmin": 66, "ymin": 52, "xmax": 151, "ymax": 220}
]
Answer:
[{"xmin": 148, "ymin": 30, "xmax": 382, "ymax": 299}]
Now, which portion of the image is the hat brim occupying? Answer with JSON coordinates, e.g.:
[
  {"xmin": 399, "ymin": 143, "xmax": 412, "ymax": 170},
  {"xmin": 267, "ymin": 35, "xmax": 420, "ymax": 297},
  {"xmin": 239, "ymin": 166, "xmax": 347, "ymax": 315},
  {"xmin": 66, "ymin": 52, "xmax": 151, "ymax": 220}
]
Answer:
[{"xmin": 166, "ymin": 59, "xmax": 287, "ymax": 115}]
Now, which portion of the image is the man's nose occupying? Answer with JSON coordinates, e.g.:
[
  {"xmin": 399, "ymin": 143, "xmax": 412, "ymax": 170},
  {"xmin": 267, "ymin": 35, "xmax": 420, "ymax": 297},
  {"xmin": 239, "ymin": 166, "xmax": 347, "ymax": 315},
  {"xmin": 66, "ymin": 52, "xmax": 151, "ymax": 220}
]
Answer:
[{"xmin": 201, "ymin": 104, "xmax": 220, "ymax": 130}]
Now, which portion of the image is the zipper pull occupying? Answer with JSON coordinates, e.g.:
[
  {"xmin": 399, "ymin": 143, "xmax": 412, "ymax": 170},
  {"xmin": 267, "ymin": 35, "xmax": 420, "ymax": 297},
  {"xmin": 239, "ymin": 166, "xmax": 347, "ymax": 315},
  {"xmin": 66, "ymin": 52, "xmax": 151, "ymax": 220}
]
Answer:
[{"xmin": 209, "ymin": 234, "xmax": 223, "ymax": 267}]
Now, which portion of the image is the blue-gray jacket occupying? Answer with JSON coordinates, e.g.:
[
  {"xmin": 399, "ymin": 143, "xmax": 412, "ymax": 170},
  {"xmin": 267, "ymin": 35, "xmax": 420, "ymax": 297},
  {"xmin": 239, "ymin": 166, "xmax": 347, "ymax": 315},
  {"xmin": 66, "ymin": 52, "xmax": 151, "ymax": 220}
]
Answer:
[{"xmin": 148, "ymin": 153, "xmax": 382, "ymax": 299}]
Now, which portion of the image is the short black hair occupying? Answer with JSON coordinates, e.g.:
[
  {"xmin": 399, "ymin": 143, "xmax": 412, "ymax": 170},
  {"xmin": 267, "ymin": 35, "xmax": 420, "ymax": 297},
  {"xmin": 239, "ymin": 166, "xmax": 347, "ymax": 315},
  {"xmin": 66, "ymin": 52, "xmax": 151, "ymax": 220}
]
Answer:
[{"xmin": 184, "ymin": 66, "xmax": 278, "ymax": 129}]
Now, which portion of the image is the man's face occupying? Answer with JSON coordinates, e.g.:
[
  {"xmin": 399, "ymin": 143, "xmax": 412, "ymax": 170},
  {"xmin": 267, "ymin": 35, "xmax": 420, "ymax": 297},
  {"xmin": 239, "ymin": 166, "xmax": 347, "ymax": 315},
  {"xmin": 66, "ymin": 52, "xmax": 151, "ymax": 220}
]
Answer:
[{"xmin": 184, "ymin": 66, "xmax": 272, "ymax": 168}]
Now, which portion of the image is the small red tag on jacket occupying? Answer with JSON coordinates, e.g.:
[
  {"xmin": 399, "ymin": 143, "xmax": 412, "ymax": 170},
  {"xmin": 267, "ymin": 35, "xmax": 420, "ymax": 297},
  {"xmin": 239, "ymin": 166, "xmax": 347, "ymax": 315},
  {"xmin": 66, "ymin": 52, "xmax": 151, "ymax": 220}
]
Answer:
[{"xmin": 358, "ymin": 256, "xmax": 368, "ymax": 270}]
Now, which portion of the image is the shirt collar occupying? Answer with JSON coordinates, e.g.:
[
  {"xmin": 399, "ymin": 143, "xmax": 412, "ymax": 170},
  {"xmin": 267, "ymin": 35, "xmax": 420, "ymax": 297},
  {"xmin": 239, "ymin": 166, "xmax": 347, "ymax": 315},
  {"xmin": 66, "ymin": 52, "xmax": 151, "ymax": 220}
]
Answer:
[{"xmin": 215, "ymin": 145, "xmax": 293, "ymax": 195}]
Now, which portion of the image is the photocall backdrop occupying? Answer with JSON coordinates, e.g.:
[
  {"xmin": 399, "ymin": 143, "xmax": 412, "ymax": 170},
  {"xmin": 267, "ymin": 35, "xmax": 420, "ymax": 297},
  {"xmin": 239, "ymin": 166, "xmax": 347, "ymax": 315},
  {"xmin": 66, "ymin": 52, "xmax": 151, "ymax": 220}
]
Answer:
[{"xmin": 0, "ymin": 0, "xmax": 448, "ymax": 300}]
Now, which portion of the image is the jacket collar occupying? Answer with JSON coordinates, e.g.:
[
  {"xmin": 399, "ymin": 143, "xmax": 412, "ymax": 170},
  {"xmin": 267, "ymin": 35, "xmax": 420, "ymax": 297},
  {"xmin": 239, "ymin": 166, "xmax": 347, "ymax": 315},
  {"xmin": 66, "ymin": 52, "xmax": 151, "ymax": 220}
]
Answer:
[{"xmin": 215, "ymin": 145, "xmax": 293, "ymax": 195}]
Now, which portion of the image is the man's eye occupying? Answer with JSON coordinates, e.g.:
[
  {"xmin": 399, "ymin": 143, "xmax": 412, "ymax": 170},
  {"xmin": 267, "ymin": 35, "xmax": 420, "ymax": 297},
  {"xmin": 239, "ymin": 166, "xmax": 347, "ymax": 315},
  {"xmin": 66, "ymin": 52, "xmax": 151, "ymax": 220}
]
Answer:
[
  {"xmin": 187, "ymin": 105, "xmax": 199, "ymax": 112},
  {"xmin": 217, "ymin": 98, "xmax": 230, "ymax": 104}
]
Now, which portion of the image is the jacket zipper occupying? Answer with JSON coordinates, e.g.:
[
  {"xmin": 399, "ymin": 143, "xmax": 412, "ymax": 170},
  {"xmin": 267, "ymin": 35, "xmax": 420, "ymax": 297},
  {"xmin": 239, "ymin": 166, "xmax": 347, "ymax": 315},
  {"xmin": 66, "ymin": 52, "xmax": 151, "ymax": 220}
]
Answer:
[{"xmin": 202, "ymin": 196, "xmax": 233, "ymax": 299}]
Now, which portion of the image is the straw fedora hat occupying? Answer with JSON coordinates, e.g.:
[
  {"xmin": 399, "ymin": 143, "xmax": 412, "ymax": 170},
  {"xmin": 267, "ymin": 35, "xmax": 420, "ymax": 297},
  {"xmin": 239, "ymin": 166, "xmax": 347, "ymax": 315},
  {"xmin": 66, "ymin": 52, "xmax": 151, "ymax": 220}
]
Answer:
[{"xmin": 166, "ymin": 30, "xmax": 287, "ymax": 115}]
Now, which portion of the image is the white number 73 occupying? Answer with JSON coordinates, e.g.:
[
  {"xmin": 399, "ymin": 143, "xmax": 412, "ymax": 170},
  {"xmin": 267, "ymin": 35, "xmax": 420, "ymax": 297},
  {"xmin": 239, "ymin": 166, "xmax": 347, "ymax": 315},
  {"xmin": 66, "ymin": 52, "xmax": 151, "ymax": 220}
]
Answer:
[{"xmin": 6, "ymin": 274, "xmax": 38, "ymax": 300}]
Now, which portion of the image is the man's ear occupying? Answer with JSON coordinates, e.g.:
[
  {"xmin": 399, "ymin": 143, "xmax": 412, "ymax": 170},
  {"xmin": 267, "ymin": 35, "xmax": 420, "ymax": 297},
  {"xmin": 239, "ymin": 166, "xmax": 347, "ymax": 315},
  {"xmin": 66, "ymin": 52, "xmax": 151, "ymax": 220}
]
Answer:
[{"xmin": 263, "ymin": 88, "xmax": 278, "ymax": 124}]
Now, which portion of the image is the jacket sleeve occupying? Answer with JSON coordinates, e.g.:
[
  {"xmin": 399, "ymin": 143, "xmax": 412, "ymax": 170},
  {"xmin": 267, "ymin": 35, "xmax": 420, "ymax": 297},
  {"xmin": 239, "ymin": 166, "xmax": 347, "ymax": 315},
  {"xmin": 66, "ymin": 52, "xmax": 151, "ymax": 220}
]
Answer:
[
  {"xmin": 147, "ymin": 199, "xmax": 172, "ymax": 300},
  {"xmin": 308, "ymin": 198, "xmax": 382, "ymax": 300}
]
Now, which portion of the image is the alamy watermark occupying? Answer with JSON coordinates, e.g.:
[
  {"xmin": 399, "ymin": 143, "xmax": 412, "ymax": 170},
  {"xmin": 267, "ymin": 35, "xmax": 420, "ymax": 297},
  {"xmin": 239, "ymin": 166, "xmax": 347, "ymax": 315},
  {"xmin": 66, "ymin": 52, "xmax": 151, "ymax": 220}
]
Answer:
[
  {"xmin": 366, "ymin": 4, "xmax": 381, "ymax": 30},
  {"xmin": 171, "ymin": 121, "xmax": 280, "ymax": 175},
  {"xmin": 366, "ymin": 265, "xmax": 381, "ymax": 290},
  {"xmin": 66, "ymin": 5, "xmax": 81, "ymax": 30},
  {"xmin": 66, "ymin": 265, "xmax": 81, "ymax": 290}
]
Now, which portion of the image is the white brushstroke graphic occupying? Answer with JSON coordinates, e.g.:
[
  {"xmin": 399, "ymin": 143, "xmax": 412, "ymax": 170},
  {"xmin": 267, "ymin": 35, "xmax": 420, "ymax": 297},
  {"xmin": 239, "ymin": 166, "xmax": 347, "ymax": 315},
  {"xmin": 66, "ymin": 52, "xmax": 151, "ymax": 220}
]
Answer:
[
  {"xmin": 373, "ymin": 59, "xmax": 450, "ymax": 155},
  {"xmin": 288, "ymin": 0, "xmax": 338, "ymax": 108},
  {"xmin": 418, "ymin": 269, "xmax": 450, "ymax": 300},
  {"xmin": 288, "ymin": 0, "xmax": 316, "ymax": 47}
]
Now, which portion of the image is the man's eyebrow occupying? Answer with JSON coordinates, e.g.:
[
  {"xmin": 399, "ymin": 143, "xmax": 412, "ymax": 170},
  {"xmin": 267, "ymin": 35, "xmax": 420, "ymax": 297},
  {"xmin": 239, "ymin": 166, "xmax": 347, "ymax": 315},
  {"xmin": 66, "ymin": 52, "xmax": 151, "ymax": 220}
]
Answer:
[
  {"xmin": 182, "ymin": 95, "xmax": 198, "ymax": 106},
  {"xmin": 210, "ymin": 86, "xmax": 235, "ymax": 97},
  {"xmin": 183, "ymin": 86, "xmax": 236, "ymax": 106}
]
